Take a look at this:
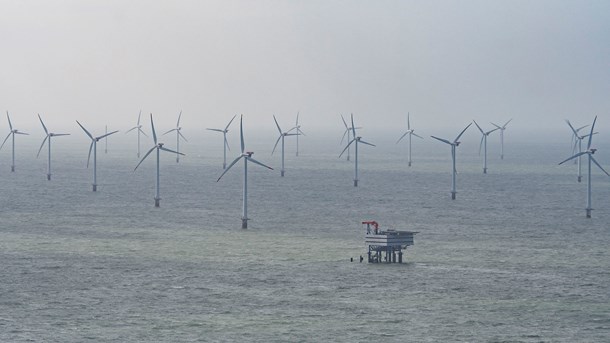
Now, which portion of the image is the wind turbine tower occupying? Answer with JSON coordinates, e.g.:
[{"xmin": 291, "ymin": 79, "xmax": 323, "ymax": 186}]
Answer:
[
  {"xmin": 431, "ymin": 123, "xmax": 472, "ymax": 199},
  {"xmin": 125, "ymin": 110, "xmax": 148, "ymax": 158},
  {"xmin": 1, "ymin": 111, "xmax": 29, "ymax": 172},
  {"xmin": 566, "ymin": 119, "xmax": 596, "ymax": 183},
  {"xmin": 217, "ymin": 115, "xmax": 274, "ymax": 228}
]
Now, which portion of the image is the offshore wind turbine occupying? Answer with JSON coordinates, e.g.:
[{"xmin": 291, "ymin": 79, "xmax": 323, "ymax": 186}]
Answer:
[
  {"xmin": 396, "ymin": 112, "xmax": 423, "ymax": 167},
  {"xmin": 340, "ymin": 114, "xmax": 361, "ymax": 161},
  {"xmin": 125, "ymin": 110, "xmax": 148, "ymax": 158},
  {"xmin": 206, "ymin": 115, "xmax": 236, "ymax": 169},
  {"xmin": 289, "ymin": 111, "xmax": 306, "ymax": 156},
  {"xmin": 431, "ymin": 123, "xmax": 472, "ymax": 200},
  {"xmin": 134, "ymin": 114, "xmax": 184, "ymax": 207},
  {"xmin": 473, "ymin": 120, "xmax": 499, "ymax": 174},
  {"xmin": 490, "ymin": 119, "xmax": 512, "ymax": 160},
  {"xmin": 76, "ymin": 121, "xmax": 118, "ymax": 191},
  {"xmin": 37, "ymin": 114, "xmax": 70, "ymax": 181},
  {"xmin": 272, "ymin": 115, "xmax": 299, "ymax": 177},
  {"xmin": 339, "ymin": 114, "xmax": 375, "ymax": 187},
  {"xmin": 217, "ymin": 115, "xmax": 274, "ymax": 229},
  {"xmin": 559, "ymin": 116, "xmax": 609, "ymax": 218},
  {"xmin": 566, "ymin": 120, "xmax": 596, "ymax": 182},
  {"xmin": 163, "ymin": 110, "xmax": 187, "ymax": 163},
  {"xmin": 0, "ymin": 111, "xmax": 29, "ymax": 172}
]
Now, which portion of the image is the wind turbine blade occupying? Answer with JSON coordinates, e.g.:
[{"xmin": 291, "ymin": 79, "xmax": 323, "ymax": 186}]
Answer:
[
  {"xmin": 97, "ymin": 130, "xmax": 119, "ymax": 140},
  {"xmin": 272, "ymin": 135, "xmax": 282, "ymax": 155},
  {"xmin": 396, "ymin": 132, "xmax": 408, "ymax": 144},
  {"xmin": 340, "ymin": 128, "xmax": 349, "ymax": 144},
  {"xmin": 412, "ymin": 132, "xmax": 424, "ymax": 139},
  {"xmin": 240, "ymin": 115, "xmax": 245, "ymax": 154},
  {"xmin": 473, "ymin": 120, "xmax": 484, "ymax": 135},
  {"xmin": 339, "ymin": 139, "xmax": 356, "ymax": 157},
  {"xmin": 76, "ymin": 120, "xmax": 94, "ymax": 140},
  {"xmin": 565, "ymin": 120, "xmax": 579, "ymax": 136},
  {"xmin": 273, "ymin": 115, "xmax": 282, "ymax": 134},
  {"xmin": 134, "ymin": 146, "xmax": 156, "ymax": 171},
  {"xmin": 176, "ymin": 110, "xmax": 182, "ymax": 127},
  {"xmin": 225, "ymin": 114, "xmax": 237, "ymax": 131},
  {"xmin": 207, "ymin": 128, "xmax": 224, "ymax": 132},
  {"xmin": 490, "ymin": 122, "xmax": 501, "ymax": 129},
  {"xmin": 138, "ymin": 128, "xmax": 149, "ymax": 137},
  {"xmin": 454, "ymin": 123, "xmax": 472, "ymax": 142},
  {"xmin": 178, "ymin": 131, "xmax": 188, "ymax": 142},
  {"xmin": 53, "ymin": 133, "xmax": 70, "ymax": 137},
  {"xmin": 137, "ymin": 110, "xmax": 142, "ymax": 125},
  {"xmin": 407, "ymin": 112, "xmax": 411, "ymax": 130},
  {"xmin": 86, "ymin": 141, "xmax": 94, "ymax": 168},
  {"xmin": 217, "ymin": 155, "xmax": 244, "ymax": 181},
  {"xmin": 359, "ymin": 139, "xmax": 375, "ymax": 147},
  {"xmin": 341, "ymin": 114, "xmax": 348, "ymax": 129},
  {"xmin": 296, "ymin": 111, "xmax": 299, "ymax": 126},
  {"xmin": 38, "ymin": 114, "xmax": 48, "ymax": 135},
  {"xmin": 0, "ymin": 133, "xmax": 11, "ymax": 150},
  {"xmin": 350, "ymin": 114, "xmax": 356, "ymax": 138},
  {"xmin": 487, "ymin": 127, "xmax": 500, "ymax": 134},
  {"xmin": 587, "ymin": 116, "xmax": 597, "ymax": 150},
  {"xmin": 6, "ymin": 112, "xmax": 13, "ymax": 131},
  {"xmin": 297, "ymin": 128, "xmax": 306, "ymax": 136},
  {"xmin": 163, "ymin": 128, "xmax": 176, "ymax": 135},
  {"xmin": 37, "ymin": 136, "xmax": 48, "ymax": 158},
  {"xmin": 246, "ymin": 156, "xmax": 274, "ymax": 170},
  {"xmin": 160, "ymin": 146, "xmax": 185, "ymax": 155},
  {"xmin": 125, "ymin": 126, "xmax": 138, "ymax": 134},
  {"xmin": 558, "ymin": 152, "xmax": 587, "ymax": 165},
  {"xmin": 479, "ymin": 135, "xmax": 484, "ymax": 155},
  {"xmin": 503, "ymin": 118, "xmax": 513, "ymax": 128},
  {"xmin": 150, "ymin": 113, "xmax": 157, "ymax": 145},
  {"xmin": 591, "ymin": 156, "xmax": 610, "ymax": 176},
  {"xmin": 430, "ymin": 135, "xmax": 452, "ymax": 145}
]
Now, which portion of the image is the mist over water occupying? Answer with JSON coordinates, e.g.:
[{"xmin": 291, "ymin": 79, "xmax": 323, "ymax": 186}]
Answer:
[{"xmin": 1, "ymin": 133, "xmax": 609, "ymax": 342}]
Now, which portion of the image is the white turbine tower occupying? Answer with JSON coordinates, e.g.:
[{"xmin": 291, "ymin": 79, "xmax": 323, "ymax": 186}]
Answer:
[
  {"xmin": 473, "ymin": 120, "xmax": 499, "ymax": 174},
  {"xmin": 76, "ymin": 121, "xmax": 119, "ymax": 192},
  {"xmin": 340, "ymin": 114, "xmax": 360, "ymax": 161},
  {"xmin": 566, "ymin": 120, "xmax": 596, "ymax": 182},
  {"xmin": 272, "ymin": 115, "xmax": 299, "ymax": 177},
  {"xmin": 339, "ymin": 114, "xmax": 375, "ymax": 187},
  {"xmin": 125, "ymin": 110, "xmax": 148, "ymax": 158},
  {"xmin": 396, "ymin": 112, "xmax": 423, "ymax": 167},
  {"xmin": 431, "ymin": 123, "xmax": 472, "ymax": 200},
  {"xmin": 491, "ymin": 119, "xmax": 512, "ymax": 160},
  {"xmin": 206, "ymin": 115, "xmax": 236, "ymax": 169},
  {"xmin": 290, "ymin": 111, "xmax": 306, "ymax": 156},
  {"xmin": 217, "ymin": 115, "xmax": 274, "ymax": 229},
  {"xmin": 37, "ymin": 114, "xmax": 70, "ymax": 181},
  {"xmin": 559, "ymin": 116, "xmax": 609, "ymax": 218},
  {"xmin": 134, "ymin": 114, "xmax": 184, "ymax": 207},
  {"xmin": 163, "ymin": 110, "xmax": 187, "ymax": 163},
  {"xmin": 0, "ymin": 111, "xmax": 29, "ymax": 172}
]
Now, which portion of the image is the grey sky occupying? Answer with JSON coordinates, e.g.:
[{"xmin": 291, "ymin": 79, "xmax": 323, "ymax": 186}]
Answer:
[{"xmin": 1, "ymin": 0, "xmax": 609, "ymax": 135}]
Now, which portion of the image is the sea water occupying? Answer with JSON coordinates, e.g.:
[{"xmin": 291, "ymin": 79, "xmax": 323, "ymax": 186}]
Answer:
[{"xmin": 0, "ymin": 132, "xmax": 608, "ymax": 342}]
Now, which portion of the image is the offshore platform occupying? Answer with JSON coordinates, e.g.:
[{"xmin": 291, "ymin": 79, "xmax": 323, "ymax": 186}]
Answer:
[{"xmin": 363, "ymin": 221, "xmax": 417, "ymax": 263}]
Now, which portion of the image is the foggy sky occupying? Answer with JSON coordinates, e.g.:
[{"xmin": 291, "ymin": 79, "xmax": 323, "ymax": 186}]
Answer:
[{"xmin": 1, "ymin": 0, "xmax": 609, "ymax": 136}]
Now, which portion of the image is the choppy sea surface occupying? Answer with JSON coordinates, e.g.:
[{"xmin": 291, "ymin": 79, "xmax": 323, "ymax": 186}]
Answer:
[{"xmin": 1, "ymin": 131, "xmax": 609, "ymax": 342}]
